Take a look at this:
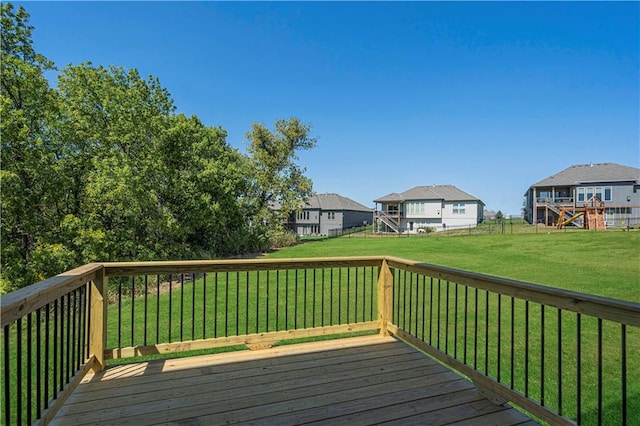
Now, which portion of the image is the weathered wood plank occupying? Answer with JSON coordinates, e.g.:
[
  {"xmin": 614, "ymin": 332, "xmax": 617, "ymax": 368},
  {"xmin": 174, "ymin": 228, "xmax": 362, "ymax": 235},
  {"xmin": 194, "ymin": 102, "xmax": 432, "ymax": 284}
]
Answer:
[
  {"xmin": 232, "ymin": 378, "xmax": 478, "ymax": 425},
  {"xmin": 54, "ymin": 359, "xmax": 444, "ymax": 424},
  {"xmin": 80, "ymin": 335, "xmax": 401, "ymax": 392},
  {"xmin": 51, "ymin": 336, "xmax": 535, "ymax": 426},
  {"xmin": 61, "ymin": 353, "xmax": 438, "ymax": 419},
  {"xmin": 62, "ymin": 344, "xmax": 419, "ymax": 411},
  {"xmin": 197, "ymin": 372, "xmax": 466, "ymax": 425},
  {"xmin": 450, "ymin": 406, "xmax": 540, "ymax": 426},
  {"xmin": 380, "ymin": 398, "xmax": 510, "ymax": 425}
]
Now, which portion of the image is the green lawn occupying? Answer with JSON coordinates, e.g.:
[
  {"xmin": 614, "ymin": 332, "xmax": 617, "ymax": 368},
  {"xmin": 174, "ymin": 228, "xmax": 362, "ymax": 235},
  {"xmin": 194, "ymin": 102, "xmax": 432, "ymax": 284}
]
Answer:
[{"xmin": 268, "ymin": 230, "xmax": 640, "ymax": 302}]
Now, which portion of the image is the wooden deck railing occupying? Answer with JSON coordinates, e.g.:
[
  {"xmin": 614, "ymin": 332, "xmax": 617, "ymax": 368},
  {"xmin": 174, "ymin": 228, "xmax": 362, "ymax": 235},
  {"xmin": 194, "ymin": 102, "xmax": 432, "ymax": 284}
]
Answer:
[{"xmin": 1, "ymin": 256, "xmax": 638, "ymax": 425}]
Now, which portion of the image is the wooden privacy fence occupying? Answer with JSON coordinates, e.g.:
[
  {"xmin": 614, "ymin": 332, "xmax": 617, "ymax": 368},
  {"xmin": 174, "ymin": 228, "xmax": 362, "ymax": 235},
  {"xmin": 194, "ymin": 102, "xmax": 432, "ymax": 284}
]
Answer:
[{"xmin": 1, "ymin": 256, "xmax": 638, "ymax": 425}]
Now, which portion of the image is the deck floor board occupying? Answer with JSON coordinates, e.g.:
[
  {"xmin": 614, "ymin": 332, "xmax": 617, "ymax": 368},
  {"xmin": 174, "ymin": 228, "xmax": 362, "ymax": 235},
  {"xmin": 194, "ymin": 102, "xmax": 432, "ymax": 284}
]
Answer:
[{"xmin": 51, "ymin": 335, "xmax": 536, "ymax": 425}]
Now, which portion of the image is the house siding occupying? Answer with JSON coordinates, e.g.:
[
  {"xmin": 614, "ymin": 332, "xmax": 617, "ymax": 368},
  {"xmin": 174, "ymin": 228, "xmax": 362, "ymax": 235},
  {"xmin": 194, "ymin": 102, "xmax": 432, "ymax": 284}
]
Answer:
[
  {"xmin": 379, "ymin": 200, "xmax": 483, "ymax": 233},
  {"xmin": 342, "ymin": 210, "xmax": 373, "ymax": 229},
  {"xmin": 374, "ymin": 185, "xmax": 484, "ymax": 234},
  {"xmin": 441, "ymin": 202, "xmax": 479, "ymax": 229},
  {"xmin": 288, "ymin": 194, "xmax": 372, "ymax": 236},
  {"xmin": 524, "ymin": 163, "xmax": 640, "ymax": 226},
  {"xmin": 319, "ymin": 211, "xmax": 342, "ymax": 235},
  {"xmin": 405, "ymin": 201, "xmax": 442, "ymax": 219}
]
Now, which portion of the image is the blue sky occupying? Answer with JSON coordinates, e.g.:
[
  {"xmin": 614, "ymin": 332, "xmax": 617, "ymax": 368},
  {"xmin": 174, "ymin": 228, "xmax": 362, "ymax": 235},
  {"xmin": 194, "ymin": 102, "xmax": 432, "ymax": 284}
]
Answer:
[{"xmin": 19, "ymin": 1, "xmax": 639, "ymax": 215}]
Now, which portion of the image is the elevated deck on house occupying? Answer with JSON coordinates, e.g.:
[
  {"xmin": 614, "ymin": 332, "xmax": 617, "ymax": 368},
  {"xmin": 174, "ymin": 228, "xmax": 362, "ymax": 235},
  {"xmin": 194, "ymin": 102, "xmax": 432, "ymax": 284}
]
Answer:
[{"xmin": 51, "ymin": 335, "xmax": 536, "ymax": 425}]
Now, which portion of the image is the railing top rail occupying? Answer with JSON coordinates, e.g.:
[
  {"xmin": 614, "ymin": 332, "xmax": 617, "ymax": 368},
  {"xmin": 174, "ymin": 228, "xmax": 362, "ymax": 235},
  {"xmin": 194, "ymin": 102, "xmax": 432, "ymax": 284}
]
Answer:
[
  {"xmin": 4, "ymin": 255, "xmax": 638, "ymax": 328},
  {"xmin": 385, "ymin": 256, "xmax": 640, "ymax": 327},
  {"xmin": 1, "ymin": 262, "xmax": 103, "ymax": 327},
  {"xmin": 102, "ymin": 256, "xmax": 385, "ymax": 277}
]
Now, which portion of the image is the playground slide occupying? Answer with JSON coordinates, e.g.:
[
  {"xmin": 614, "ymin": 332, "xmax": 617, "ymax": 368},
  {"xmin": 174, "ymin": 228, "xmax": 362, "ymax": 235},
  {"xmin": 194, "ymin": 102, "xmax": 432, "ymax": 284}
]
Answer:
[{"xmin": 558, "ymin": 212, "xmax": 584, "ymax": 228}]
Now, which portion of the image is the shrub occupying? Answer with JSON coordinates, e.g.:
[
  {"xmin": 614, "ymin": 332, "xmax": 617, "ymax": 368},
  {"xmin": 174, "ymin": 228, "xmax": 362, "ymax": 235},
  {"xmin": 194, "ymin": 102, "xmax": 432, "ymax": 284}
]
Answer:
[{"xmin": 269, "ymin": 230, "xmax": 300, "ymax": 248}]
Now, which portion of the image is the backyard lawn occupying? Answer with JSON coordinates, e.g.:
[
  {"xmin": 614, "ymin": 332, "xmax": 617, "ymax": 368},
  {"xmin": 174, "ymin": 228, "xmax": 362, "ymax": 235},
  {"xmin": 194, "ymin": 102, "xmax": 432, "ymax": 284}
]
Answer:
[{"xmin": 268, "ymin": 230, "xmax": 640, "ymax": 302}]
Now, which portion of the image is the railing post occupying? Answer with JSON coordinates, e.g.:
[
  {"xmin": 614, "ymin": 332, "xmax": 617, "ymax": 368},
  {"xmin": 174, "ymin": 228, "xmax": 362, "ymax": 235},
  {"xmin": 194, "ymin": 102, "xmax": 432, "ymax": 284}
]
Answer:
[
  {"xmin": 377, "ymin": 259, "xmax": 393, "ymax": 336},
  {"xmin": 89, "ymin": 266, "xmax": 107, "ymax": 372}
]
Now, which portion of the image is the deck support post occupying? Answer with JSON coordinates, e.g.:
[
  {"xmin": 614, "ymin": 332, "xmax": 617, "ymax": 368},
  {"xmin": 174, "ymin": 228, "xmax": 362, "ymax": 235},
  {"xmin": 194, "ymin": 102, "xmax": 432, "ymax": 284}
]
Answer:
[
  {"xmin": 89, "ymin": 266, "xmax": 107, "ymax": 372},
  {"xmin": 377, "ymin": 259, "xmax": 393, "ymax": 336}
]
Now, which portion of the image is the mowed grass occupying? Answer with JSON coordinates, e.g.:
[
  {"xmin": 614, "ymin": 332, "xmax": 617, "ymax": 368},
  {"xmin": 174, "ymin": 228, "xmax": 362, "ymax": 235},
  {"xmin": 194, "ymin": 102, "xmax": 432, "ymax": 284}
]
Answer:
[{"xmin": 267, "ymin": 230, "xmax": 640, "ymax": 302}]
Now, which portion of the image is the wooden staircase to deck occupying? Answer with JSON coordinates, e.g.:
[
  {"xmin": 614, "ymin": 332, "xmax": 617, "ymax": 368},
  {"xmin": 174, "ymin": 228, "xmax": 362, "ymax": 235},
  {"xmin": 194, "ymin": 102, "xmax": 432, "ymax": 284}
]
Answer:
[{"xmin": 377, "ymin": 210, "xmax": 401, "ymax": 233}]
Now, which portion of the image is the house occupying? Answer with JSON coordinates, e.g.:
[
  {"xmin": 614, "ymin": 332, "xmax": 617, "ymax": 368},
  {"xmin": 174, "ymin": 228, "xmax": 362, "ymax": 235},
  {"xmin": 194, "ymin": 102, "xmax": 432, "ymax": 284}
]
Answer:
[
  {"xmin": 374, "ymin": 185, "xmax": 485, "ymax": 233},
  {"xmin": 289, "ymin": 193, "xmax": 373, "ymax": 236},
  {"xmin": 523, "ymin": 162, "xmax": 640, "ymax": 227}
]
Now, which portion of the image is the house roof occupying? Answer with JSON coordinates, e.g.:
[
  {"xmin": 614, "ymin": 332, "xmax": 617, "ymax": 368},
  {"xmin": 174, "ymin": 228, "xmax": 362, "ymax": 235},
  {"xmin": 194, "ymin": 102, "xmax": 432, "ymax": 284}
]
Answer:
[
  {"xmin": 374, "ymin": 185, "xmax": 482, "ymax": 203},
  {"xmin": 531, "ymin": 163, "xmax": 640, "ymax": 187},
  {"xmin": 302, "ymin": 193, "xmax": 372, "ymax": 212}
]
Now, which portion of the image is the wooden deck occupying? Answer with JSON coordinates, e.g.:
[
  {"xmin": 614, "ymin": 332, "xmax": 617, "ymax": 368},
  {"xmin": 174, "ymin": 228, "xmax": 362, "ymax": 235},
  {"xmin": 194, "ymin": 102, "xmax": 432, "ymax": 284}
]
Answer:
[{"xmin": 51, "ymin": 335, "xmax": 537, "ymax": 425}]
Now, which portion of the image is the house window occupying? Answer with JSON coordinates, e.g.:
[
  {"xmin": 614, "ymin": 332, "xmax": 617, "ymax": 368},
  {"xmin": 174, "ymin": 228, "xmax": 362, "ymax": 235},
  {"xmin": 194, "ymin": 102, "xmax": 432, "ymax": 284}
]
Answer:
[
  {"xmin": 453, "ymin": 203, "xmax": 466, "ymax": 214},
  {"xmin": 406, "ymin": 202, "xmax": 425, "ymax": 215},
  {"xmin": 579, "ymin": 187, "xmax": 602, "ymax": 202},
  {"xmin": 327, "ymin": 211, "xmax": 335, "ymax": 220},
  {"xmin": 604, "ymin": 187, "xmax": 612, "ymax": 202},
  {"xmin": 297, "ymin": 211, "xmax": 310, "ymax": 220}
]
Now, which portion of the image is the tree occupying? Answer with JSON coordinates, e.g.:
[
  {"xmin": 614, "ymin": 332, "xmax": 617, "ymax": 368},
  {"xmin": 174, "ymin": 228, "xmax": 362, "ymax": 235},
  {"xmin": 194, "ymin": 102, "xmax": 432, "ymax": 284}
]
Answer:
[
  {"xmin": 1, "ymin": 3, "xmax": 316, "ymax": 292},
  {"xmin": 55, "ymin": 62, "xmax": 175, "ymax": 261},
  {"xmin": 55, "ymin": 64, "xmax": 253, "ymax": 261},
  {"xmin": 244, "ymin": 118, "xmax": 316, "ymax": 242},
  {"xmin": 496, "ymin": 210, "xmax": 504, "ymax": 221},
  {"xmin": 1, "ymin": 3, "xmax": 67, "ymax": 290},
  {"xmin": 149, "ymin": 113, "xmax": 253, "ymax": 257}
]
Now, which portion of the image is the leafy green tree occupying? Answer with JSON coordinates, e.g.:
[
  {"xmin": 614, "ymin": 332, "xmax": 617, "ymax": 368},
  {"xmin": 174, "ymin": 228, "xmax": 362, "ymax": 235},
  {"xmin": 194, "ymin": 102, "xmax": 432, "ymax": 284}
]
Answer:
[
  {"xmin": 244, "ymin": 118, "xmax": 316, "ymax": 242},
  {"xmin": 56, "ymin": 63, "xmax": 257, "ymax": 260},
  {"xmin": 55, "ymin": 63, "xmax": 175, "ymax": 261},
  {"xmin": 1, "ymin": 3, "xmax": 70, "ymax": 289},
  {"xmin": 496, "ymin": 210, "xmax": 504, "ymax": 221},
  {"xmin": 1, "ymin": 3, "xmax": 317, "ymax": 292},
  {"xmin": 149, "ymin": 114, "xmax": 253, "ymax": 257}
]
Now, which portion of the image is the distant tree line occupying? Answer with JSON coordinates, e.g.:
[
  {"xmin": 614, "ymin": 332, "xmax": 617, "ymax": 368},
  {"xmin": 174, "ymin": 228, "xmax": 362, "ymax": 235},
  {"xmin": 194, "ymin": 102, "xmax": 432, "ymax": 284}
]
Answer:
[{"xmin": 0, "ymin": 3, "xmax": 315, "ymax": 292}]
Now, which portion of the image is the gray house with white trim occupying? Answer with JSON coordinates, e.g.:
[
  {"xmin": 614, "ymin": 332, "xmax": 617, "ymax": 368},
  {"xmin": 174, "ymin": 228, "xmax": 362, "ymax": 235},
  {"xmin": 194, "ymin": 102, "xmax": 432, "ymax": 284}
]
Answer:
[
  {"xmin": 523, "ymin": 163, "xmax": 640, "ymax": 227},
  {"xmin": 290, "ymin": 193, "xmax": 372, "ymax": 236},
  {"xmin": 374, "ymin": 185, "xmax": 484, "ymax": 233}
]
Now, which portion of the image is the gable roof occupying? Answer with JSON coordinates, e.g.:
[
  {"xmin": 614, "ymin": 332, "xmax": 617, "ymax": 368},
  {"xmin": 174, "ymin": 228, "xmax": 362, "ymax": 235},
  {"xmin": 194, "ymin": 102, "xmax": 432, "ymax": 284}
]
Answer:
[
  {"xmin": 531, "ymin": 163, "xmax": 640, "ymax": 187},
  {"xmin": 302, "ymin": 193, "xmax": 371, "ymax": 212},
  {"xmin": 374, "ymin": 185, "xmax": 482, "ymax": 203}
]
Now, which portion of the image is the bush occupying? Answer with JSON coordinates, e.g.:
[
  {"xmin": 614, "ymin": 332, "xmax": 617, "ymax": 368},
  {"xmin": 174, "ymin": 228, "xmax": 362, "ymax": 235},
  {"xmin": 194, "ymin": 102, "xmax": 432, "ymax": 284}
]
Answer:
[{"xmin": 269, "ymin": 230, "xmax": 299, "ymax": 248}]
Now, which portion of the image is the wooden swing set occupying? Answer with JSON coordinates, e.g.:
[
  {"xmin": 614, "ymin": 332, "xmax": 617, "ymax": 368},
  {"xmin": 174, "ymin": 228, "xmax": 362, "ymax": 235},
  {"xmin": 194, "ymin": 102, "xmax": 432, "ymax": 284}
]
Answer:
[{"xmin": 557, "ymin": 195, "xmax": 606, "ymax": 230}]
